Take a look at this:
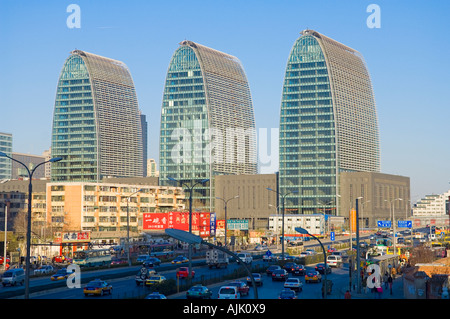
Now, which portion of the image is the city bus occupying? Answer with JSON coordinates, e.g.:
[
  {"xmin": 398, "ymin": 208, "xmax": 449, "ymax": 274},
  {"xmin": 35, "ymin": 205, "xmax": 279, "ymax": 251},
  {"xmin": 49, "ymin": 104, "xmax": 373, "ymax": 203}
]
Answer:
[{"xmin": 73, "ymin": 249, "xmax": 112, "ymax": 267}]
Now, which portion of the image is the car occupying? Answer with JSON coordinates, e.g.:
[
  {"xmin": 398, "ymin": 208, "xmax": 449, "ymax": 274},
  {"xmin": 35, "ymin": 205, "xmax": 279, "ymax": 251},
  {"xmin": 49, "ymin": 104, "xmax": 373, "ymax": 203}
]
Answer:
[
  {"xmin": 227, "ymin": 280, "xmax": 250, "ymax": 296},
  {"xmin": 142, "ymin": 257, "xmax": 161, "ymax": 267},
  {"xmin": 278, "ymin": 288, "xmax": 297, "ymax": 299},
  {"xmin": 283, "ymin": 262, "xmax": 298, "ymax": 272},
  {"xmin": 305, "ymin": 249, "xmax": 316, "ymax": 255},
  {"xmin": 284, "ymin": 277, "xmax": 303, "ymax": 292},
  {"xmin": 315, "ymin": 263, "xmax": 332, "ymax": 274},
  {"xmin": 137, "ymin": 254, "xmax": 150, "ymax": 263},
  {"xmin": 272, "ymin": 269, "xmax": 289, "ymax": 281},
  {"xmin": 291, "ymin": 264, "xmax": 306, "ymax": 276},
  {"xmin": 111, "ymin": 257, "xmax": 128, "ymax": 265},
  {"xmin": 305, "ymin": 271, "xmax": 322, "ymax": 283},
  {"xmin": 145, "ymin": 274, "xmax": 166, "ymax": 286},
  {"xmin": 172, "ymin": 255, "xmax": 188, "ymax": 264},
  {"xmin": 326, "ymin": 255, "xmax": 342, "ymax": 267},
  {"xmin": 218, "ymin": 286, "xmax": 240, "ymax": 299},
  {"xmin": 246, "ymin": 273, "xmax": 263, "ymax": 286},
  {"xmin": 331, "ymin": 251, "xmax": 348, "ymax": 259},
  {"xmin": 262, "ymin": 253, "xmax": 274, "ymax": 262},
  {"xmin": 177, "ymin": 267, "xmax": 195, "ymax": 278},
  {"xmin": 145, "ymin": 292, "xmax": 167, "ymax": 299},
  {"xmin": 50, "ymin": 268, "xmax": 73, "ymax": 281},
  {"xmin": 34, "ymin": 265, "xmax": 54, "ymax": 275},
  {"xmin": 2, "ymin": 268, "xmax": 25, "ymax": 286},
  {"xmin": 236, "ymin": 253, "xmax": 252, "ymax": 264},
  {"xmin": 186, "ymin": 284, "xmax": 212, "ymax": 299},
  {"xmin": 135, "ymin": 267, "xmax": 157, "ymax": 285},
  {"xmin": 83, "ymin": 279, "xmax": 112, "ymax": 296},
  {"xmin": 327, "ymin": 247, "xmax": 337, "ymax": 253},
  {"xmin": 266, "ymin": 265, "xmax": 281, "ymax": 275},
  {"xmin": 299, "ymin": 252, "xmax": 309, "ymax": 257}
]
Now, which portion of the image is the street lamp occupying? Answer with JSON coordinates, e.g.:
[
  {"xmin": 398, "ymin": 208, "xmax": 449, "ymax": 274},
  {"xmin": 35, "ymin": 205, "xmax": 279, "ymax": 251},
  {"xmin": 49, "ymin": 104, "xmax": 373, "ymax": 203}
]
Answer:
[
  {"xmin": 125, "ymin": 188, "xmax": 142, "ymax": 266},
  {"xmin": 0, "ymin": 151, "xmax": 62, "ymax": 299},
  {"xmin": 355, "ymin": 196, "xmax": 363, "ymax": 293},
  {"xmin": 295, "ymin": 227, "xmax": 328, "ymax": 299},
  {"xmin": 167, "ymin": 177, "xmax": 209, "ymax": 282},
  {"xmin": 215, "ymin": 195, "xmax": 239, "ymax": 247},
  {"xmin": 165, "ymin": 228, "xmax": 258, "ymax": 299},
  {"xmin": 266, "ymin": 188, "xmax": 298, "ymax": 260}
]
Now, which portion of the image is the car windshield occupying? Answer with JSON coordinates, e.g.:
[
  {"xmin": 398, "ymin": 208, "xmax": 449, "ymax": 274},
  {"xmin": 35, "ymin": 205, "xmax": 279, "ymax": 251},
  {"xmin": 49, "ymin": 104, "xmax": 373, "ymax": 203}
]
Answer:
[
  {"xmin": 220, "ymin": 288, "xmax": 236, "ymax": 294},
  {"xmin": 3, "ymin": 272, "xmax": 12, "ymax": 277},
  {"xmin": 190, "ymin": 287, "xmax": 203, "ymax": 292},
  {"xmin": 87, "ymin": 281, "xmax": 102, "ymax": 287}
]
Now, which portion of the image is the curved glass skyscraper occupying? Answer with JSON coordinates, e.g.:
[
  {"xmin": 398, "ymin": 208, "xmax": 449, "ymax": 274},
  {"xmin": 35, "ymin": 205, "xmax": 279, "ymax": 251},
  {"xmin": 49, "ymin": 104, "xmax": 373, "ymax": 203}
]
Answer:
[
  {"xmin": 160, "ymin": 40, "xmax": 257, "ymax": 210},
  {"xmin": 51, "ymin": 50, "xmax": 143, "ymax": 182},
  {"xmin": 279, "ymin": 30, "xmax": 380, "ymax": 215}
]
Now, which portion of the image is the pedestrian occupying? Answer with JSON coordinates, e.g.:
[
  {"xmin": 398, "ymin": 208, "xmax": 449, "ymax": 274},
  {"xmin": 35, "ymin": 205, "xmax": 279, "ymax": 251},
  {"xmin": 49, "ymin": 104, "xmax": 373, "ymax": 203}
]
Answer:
[
  {"xmin": 345, "ymin": 290, "xmax": 351, "ymax": 299},
  {"xmin": 362, "ymin": 275, "xmax": 367, "ymax": 293},
  {"xmin": 383, "ymin": 272, "xmax": 389, "ymax": 289},
  {"xmin": 388, "ymin": 274, "xmax": 393, "ymax": 295},
  {"xmin": 391, "ymin": 267, "xmax": 397, "ymax": 280},
  {"xmin": 376, "ymin": 285, "xmax": 383, "ymax": 299}
]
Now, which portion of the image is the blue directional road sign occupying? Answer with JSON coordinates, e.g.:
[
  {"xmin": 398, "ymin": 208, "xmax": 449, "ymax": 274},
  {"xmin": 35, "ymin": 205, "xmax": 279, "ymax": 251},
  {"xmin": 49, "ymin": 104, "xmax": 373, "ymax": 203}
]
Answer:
[
  {"xmin": 377, "ymin": 220, "xmax": 391, "ymax": 228},
  {"xmin": 330, "ymin": 231, "xmax": 335, "ymax": 241},
  {"xmin": 397, "ymin": 220, "xmax": 412, "ymax": 228}
]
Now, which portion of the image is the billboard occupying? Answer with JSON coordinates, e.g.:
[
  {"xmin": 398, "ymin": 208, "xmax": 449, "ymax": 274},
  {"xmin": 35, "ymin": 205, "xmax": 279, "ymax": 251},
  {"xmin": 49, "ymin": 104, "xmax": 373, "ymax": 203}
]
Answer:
[{"xmin": 143, "ymin": 212, "xmax": 211, "ymax": 237}]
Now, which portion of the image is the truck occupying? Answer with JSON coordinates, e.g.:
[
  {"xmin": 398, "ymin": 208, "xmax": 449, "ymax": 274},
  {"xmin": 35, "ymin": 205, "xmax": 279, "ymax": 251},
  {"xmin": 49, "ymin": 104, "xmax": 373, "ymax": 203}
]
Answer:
[{"xmin": 206, "ymin": 249, "xmax": 229, "ymax": 269}]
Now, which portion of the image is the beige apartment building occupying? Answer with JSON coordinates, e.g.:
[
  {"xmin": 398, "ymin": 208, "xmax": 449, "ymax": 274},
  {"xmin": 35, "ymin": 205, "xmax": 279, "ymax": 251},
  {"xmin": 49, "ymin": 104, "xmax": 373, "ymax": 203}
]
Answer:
[{"xmin": 339, "ymin": 171, "xmax": 410, "ymax": 229}]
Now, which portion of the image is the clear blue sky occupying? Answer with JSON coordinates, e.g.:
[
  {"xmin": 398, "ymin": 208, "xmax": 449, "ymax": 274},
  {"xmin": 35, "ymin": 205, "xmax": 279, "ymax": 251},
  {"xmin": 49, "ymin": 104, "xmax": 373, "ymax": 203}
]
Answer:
[{"xmin": 1, "ymin": 0, "xmax": 449, "ymax": 203}]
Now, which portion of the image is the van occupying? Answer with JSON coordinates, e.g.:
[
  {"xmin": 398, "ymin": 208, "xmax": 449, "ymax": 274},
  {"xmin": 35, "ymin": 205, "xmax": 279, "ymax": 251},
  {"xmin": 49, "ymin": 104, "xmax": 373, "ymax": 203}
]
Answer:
[
  {"xmin": 326, "ymin": 255, "xmax": 342, "ymax": 267},
  {"xmin": 2, "ymin": 268, "xmax": 25, "ymax": 287},
  {"xmin": 236, "ymin": 253, "xmax": 252, "ymax": 264},
  {"xmin": 218, "ymin": 286, "xmax": 240, "ymax": 299}
]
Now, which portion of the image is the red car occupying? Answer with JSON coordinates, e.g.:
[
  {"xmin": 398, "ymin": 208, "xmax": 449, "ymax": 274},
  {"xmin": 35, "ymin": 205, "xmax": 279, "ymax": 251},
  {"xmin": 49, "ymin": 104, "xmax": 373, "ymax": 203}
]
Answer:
[
  {"xmin": 227, "ymin": 281, "xmax": 250, "ymax": 296},
  {"xmin": 176, "ymin": 267, "xmax": 195, "ymax": 278}
]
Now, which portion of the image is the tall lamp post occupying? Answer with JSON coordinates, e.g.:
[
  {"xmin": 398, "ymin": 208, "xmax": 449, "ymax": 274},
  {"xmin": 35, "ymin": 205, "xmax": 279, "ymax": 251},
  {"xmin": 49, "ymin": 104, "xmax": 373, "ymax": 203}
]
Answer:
[
  {"xmin": 165, "ymin": 228, "xmax": 258, "ymax": 299},
  {"xmin": 168, "ymin": 177, "xmax": 209, "ymax": 282},
  {"xmin": 295, "ymin": 227, "xmax": 328, "ymax": 299},
  {"xmin": 266, "ymin": 188, "xmax": 298, "ymax": 260},
  {"xmin": 0, "ymin": 152, "xmax": 62, "ymax": 299},
  {"xmin": 215, "ymin": 195, "xmax": 239, "ymax": 247},
  {"xmin": 355, "ymin": 196, "xmax": 363, "ymax": 293},
  {"xmin": 125, "ymin": 188, "xmax": 142, "ymax": 266}
]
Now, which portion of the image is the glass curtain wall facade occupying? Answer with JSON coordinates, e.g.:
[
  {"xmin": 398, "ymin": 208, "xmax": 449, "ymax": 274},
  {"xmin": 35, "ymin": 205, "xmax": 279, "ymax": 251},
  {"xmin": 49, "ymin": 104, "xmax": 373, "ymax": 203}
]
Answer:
[
  {"xmin": 279, "ymin": 30, "xmax": 380, "ymax": 215},
  {"xmin": 0, "ymin": 132, "xmax": 12, "ymax": 180},
  {"xmin": 51, "ymin": 50, "xmax": 143, "ymax": 182},
  {"xmin": 160, "ymin": 40, "xmax": 257, "ymax": 211}
]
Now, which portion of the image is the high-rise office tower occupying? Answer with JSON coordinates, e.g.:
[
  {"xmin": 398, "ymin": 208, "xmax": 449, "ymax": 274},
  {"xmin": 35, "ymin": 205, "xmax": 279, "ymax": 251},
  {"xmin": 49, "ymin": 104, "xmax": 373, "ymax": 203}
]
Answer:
[
  {"xmin": 159, "ymin": 40, "xmax": 257, "ymax": 210},
  {"xmin": 0, "ymin": 132, "xmax": 12, "ymax": 180},
  {"xmin": 279, "ymin": 30, "xmax": 380, "ymax": 215},
  {"xmin": 51, "ymin": 50, "xmax": 143, "ymax": 182}
]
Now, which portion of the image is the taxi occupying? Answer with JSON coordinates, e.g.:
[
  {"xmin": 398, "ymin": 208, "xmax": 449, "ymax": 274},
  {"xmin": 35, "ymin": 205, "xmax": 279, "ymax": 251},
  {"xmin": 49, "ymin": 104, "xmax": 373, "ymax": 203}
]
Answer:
[
  {"xmin": 172, "ymin": 255, "xmax": 188, "ymax": 264},
  {"xmin": 50, "ymin": 268, "xmax": 72, "ymax": 281},
  {"xmin": 83, "ymin": 279, "xmax": 112, "ymax": 296},
  {"xmin": 186, "ymin": 284, "xmax": 212, "ymax": 299},
  {"xmin": 145, "ymin": 274, "xmax": 166, "ymax": 286},
  {"xmin": 305, "ymin": 271, "xmax": 322, "ymax": 283}
]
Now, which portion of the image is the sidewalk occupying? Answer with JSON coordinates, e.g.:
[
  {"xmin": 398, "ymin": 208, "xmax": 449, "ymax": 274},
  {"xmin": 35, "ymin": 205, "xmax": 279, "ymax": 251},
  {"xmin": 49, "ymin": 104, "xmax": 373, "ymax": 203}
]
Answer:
[{"xmin": 345, "ymin": 274, "xmax": 404, "ymax": 299}]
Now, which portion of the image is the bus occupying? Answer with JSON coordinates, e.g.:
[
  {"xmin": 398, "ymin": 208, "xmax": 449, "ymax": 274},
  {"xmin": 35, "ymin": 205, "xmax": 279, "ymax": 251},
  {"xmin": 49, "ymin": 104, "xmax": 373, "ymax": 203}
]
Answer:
[{"xmin": 73, "ymin": 249, "xmax": 112, "ymax": 267}]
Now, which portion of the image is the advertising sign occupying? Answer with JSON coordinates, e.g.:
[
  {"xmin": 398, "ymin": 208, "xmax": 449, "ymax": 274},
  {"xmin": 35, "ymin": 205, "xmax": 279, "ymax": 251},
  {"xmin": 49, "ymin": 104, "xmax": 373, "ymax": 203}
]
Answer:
[{"xmin": 143, "ymin": 212, "xmax": 211, "ymax": 237}]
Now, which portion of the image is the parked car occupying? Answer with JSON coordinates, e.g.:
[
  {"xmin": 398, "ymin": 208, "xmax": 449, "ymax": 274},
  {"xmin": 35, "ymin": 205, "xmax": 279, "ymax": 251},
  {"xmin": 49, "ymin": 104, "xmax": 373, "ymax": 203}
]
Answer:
[
  {"xmin": 111, "ymin": 257, "xmax": 128, "ymax": 265},
  {"xmin": 34, "ymin": 265, "xmax": 54, "ymax": 275},
  {"xmin": 83, "ymin": 279, "xmax": 112, "ymax": 296},
  {"xmin": 186, "ymin": 284, "xmax": 212, "ymax": 299},
  {"xmin": 272, "ymin": 269, "xmax": 289, "ymax": 281},
  {"xmin": 218, "ymin": 286, "xmax": 240, "ymax": 299},
  {"xmin": 227, "ymin": 280, "xmax": 250, "ymax": 296},
  {"xmin": 284, "ymin": 277, "xmax": 303, "ymax": 292}
]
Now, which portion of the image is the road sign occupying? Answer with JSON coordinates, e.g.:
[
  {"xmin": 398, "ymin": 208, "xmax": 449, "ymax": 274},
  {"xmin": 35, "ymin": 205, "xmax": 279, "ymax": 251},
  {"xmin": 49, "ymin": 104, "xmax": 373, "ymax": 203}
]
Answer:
[
  {"xmin": 330, "ymin": 231, "xmax": 335, "ymax": 241},
  {"xmin": 397, "ymin": 220, "xmax": 412, "ymax": 228},
  {"xmin": 377, "ymin": 220, "xmax": 391, "ymax": 228},
  {"xmin": 265, "ymin": 250, "xmax": 272, "ymax": 257}
]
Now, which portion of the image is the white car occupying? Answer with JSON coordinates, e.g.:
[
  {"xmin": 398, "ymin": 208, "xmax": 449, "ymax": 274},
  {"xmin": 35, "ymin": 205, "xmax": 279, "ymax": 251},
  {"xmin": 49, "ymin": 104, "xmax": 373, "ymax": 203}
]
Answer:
[
  {"xmin": 237, "ymin": 253, "xmax": 252, "ymax": 264},
  {"xmin": 305, "ymin": 249, "xmax": 316, "ymax": 255},
  {"xmin": 284, "ymin": 278, "xmax": 303, "ymax": 292},
  {"xmin": 34, "ymin": 265, "xmax": 54, "ymax": 275},
  {"xmin": 326, "ymin": 255, "xmax": 342, "ymax": 267},
  {"xmin": 218, "ymin": 286, "xmax": 240, "ymax": 299}
]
